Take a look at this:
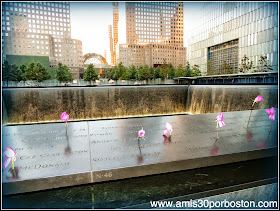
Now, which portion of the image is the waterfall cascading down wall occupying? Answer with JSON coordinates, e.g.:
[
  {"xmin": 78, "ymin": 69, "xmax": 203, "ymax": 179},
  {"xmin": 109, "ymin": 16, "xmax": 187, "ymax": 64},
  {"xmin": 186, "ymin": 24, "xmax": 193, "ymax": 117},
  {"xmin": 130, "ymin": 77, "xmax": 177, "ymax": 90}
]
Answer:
[
  {"xmin": 186, "ymin": 85, "xmax": 278, "ymax": 114},
  {"xmin": 2, "ymin": 85, "xmax": 278, "ymax": 124}
]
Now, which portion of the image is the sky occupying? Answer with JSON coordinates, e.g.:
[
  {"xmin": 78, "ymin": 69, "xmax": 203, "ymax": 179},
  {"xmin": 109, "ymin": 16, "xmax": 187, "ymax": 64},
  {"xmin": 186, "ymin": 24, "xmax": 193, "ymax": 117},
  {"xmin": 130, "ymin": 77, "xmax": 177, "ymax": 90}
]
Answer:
[{"xmin": 70, "ymin": 1, "xmax": 205, "ymax": 64}]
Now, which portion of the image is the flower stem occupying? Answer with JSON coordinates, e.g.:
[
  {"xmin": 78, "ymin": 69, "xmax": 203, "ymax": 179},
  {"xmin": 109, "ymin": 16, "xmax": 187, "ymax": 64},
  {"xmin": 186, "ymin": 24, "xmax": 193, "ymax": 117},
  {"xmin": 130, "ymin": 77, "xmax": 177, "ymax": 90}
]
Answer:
[
  {"xmin": 216, "ymin": 121, "xmax": 219, "ymax": 139},
  {"xmin": 12, "ymin": 159, "xmax": 14, "ymax": 169},
  {"xmin": 269, "ymin": 121, "xmax": 273, "ymax": 134},
  {"xmin": 12, "ymin": 168, "xmax": 17, "ymax": 178},
  {"xmin": 246, "ymin": 109, "xmax": 253, "ymax": 130}
]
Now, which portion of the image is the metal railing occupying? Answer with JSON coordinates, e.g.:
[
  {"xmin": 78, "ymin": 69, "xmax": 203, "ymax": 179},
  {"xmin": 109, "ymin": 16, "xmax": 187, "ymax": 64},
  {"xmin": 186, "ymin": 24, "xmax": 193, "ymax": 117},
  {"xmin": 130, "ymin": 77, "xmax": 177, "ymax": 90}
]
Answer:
[{"xmin": 2, "ymin": 78, "xmax": 176, "ymax": 87}]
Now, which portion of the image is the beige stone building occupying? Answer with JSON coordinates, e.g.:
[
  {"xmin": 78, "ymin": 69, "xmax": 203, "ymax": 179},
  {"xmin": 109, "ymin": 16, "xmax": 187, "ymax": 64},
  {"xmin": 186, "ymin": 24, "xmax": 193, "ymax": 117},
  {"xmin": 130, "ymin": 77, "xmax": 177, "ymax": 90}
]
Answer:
[
  {"xmin": 119, "ymin": 2, "xmax": 186, "ymax": 69},
  {"xmin": 2, "ymin": 2, "xmax": 84, "ymax": 79}
]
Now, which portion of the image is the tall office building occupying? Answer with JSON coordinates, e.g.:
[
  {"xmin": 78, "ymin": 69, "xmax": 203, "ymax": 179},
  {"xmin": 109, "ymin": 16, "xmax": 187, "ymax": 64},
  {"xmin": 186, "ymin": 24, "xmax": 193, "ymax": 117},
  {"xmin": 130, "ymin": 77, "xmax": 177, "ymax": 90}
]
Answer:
[
  {"xmin": 188, "ymin": 2, "xmax": 278, "ymax": 75},
  {"xmin": 108, "ymin": 2, "xmax": 119, "ymax": 66},
  {"xmin": 108, "ymin": 24, "xmax": 113, "ymax": 64},
  {"xmin": 2, "ymin": 2, "xmax": 84, "ymax": 79},
  {"xmin": 119, "ymin": 2, "xmax": 186, "ymax": 69}
]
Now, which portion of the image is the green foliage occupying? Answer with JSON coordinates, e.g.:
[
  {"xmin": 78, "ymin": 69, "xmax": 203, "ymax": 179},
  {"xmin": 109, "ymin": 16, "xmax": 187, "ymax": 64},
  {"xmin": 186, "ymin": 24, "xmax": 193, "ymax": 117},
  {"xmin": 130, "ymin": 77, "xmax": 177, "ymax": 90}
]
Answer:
[
  {"xmin": 159, "ymin": 60, "xmax": 169, "ymax": 79},
  {"xmin": 2, "ymin": 60, "xmax": 24, "ymax": 85},
  {"xmin": 175, "ymin": 64, "xmax": 185, "ymax": 77},
  {"xmin": 255, "ymin": 55, "xmax": 273, "ymax": 72},
  {"xmin": 84, "ymin": 64, "xmax": 99, "ymax": 84},
  {"xmin": 149, "ymin": 67, "xmax": 154, "ymax": 80},
  {"xmin": 138, "ymin": 65, "xmax": 151, "ymax": 80},
  {"xmin": 25, "ymin": 62, "xmax": 51, "ymax": 82},
  {"xmin": 113, "ymin": 62, "xmax": 127, "ymax": 80},
  {"xmin": 127, "ymin": 64, "xmax": 138, "ymax": 80},
  {"xmin": 168, "ymin": 63, "xmax": 175, "ymax": 78},
  {"xmin": 191, "ymin": 64, "xmax": 202, "ymax": 76},
  {"xmin": 56, "ymin": 63, "xmax": 73, "ymax": 83},
  {"xmin": 2, "ymin": 60, "xmax": 17, "ymax": 85},
  {"xmin": 184, "ymin": 61, "xmax": 192, "ymax": 77},
  {"xmin": 239, "ymin": 55, "xmax": 254, "ymax": 73},
  {"xmin": 2, "ymin": 60, "xmax": 11, "ymax": 83},
  {"xmin": 107, "ymin": 67, "xmax": 116, "ymax": 80},
  {"xmin": 12, "ymin": 64, "xmax": 23, "ymax": 82},
  {"xmin": 38, "ymin": 63, "xmax": 51, "ymax": 81},
  {"xmin": 219, "ymin": 60, "xmax": 233, "ymax": 75},
  {"xmin": 207, "ymin": 60, "xmax": 216, "ymax": 75},
  {"xmin": 153, "ymin": 66, "xmax": 161, "ymax": 79},
  {"xmin": 19, "ymin": 64, "xmax": 27, "ymax": 80}
]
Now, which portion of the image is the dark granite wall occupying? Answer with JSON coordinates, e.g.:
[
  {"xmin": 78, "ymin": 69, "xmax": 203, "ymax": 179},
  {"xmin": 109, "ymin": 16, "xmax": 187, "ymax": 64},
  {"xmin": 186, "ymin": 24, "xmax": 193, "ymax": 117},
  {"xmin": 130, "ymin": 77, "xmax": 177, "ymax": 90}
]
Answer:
[{"xmin": 2, "ymin": 85, "xmax": 278, "ymax": 124}]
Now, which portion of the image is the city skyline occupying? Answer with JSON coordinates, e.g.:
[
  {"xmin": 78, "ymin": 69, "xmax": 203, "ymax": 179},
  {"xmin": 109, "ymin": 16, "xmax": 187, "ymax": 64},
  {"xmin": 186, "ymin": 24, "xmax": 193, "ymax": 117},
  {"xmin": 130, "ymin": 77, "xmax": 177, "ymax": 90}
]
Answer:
[
  {"xmin": 70, "ymin": 1, "xmax": 204, "ymax": 64},
  {"xmin": 2, "ymin": 1, "xmax": 277, "ymax": 75}
]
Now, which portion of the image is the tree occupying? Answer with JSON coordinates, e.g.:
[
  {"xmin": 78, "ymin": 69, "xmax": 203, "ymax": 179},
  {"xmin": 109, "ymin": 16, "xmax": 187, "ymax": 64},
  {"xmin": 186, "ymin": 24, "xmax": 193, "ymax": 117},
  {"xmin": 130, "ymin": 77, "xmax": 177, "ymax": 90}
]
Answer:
[
  {"xmin": 239, "ymin": 55, "xmax": 254, "ymax": 73},
  {"xmin": 2, "ymin": 60, "xmax": 15, "ymax": 86},
  {"xmin": 25, "ymin": 61, "xmax": 51, "ymax": 82},
  {"xmin": 37, "ymin": 63, "xmax": 51, "ymax": 82},
  {"xmin": 114, "ymin": 62, "xmax": 127, "ymax": 80},
  {"xmin": 107, "ymin": 67, "xmax": 116, "ymax": 80},
  {"xmin": 149, "ymin": 67, "xmax": 154, "ymax": 80},
  {"xmin": 25, "ymin": 62, "xmax": 36, "ymax": 80},
  {"xmin": 11, "ymin": 64, "xmax": 23, "ymax": 82},
  {"xmin": 255, "ymin": 55, "xmax": 273, "ymax": 72},
  {"xmin": 138, "ymin": 65, "xmax": 151, "ymax": 81},
  {"xmin": 19, "ymin": 64, "xmax": 27, "ymax": 81},
  {"xmin": 84, "ymin": 64, "xmax": 99, "ymax": 85},
  {"xmin": 191, "ymin": 64, "xmax": 202, "ymax": 76},
  {"xmin": 184, "ymin": 61, "xmax": 192, "ymax": 77},
  {"xmin": 168, "ymin": 63, "xmax": 175, "ymax": 78},
  {"xmin": 127, "ymin": 64, "xmax": 138, "ymax": 80},
  {"xmin": 219, "ymin": 60, "xmax": 233, "ymax": 75},
  {"xmin": 2, "ymin": 60, "xmax": 24, "ymax": 86},
  {"xmin": 153, "ymin": 66, "xmax": 161, "ymax": 79},
  {"xmin": 207, "ymin": 60, "xmax": 216, "ymax": 75},
  {"xmin": 159, "ymin": 60, "xmax": 169, "ymax": 79},
  {"xmin": 56, "ymin": 63, "xmax": 73, "ymax": 83},
  {"xmin": 175, "ymin": 64, "xmax": 185, "ymax": 77}
]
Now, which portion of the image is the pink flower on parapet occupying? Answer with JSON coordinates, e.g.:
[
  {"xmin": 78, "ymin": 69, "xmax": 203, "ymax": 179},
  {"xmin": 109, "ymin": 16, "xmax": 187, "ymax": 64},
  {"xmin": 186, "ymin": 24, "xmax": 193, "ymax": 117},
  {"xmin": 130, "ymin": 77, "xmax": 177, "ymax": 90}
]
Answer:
[
  {"xmin": 254, "ymin": 95, "xmax": 263, "ymax": 103},
  {"xmin": 3, "ymin": 147, "xmax": 17, "ymax": 169},
  {"xmin": 216, "ymin": 113, "xmax": 225, "ymax": 127},
  {"xmin": 210, "ymin": 146, "xmax": 219, "ymax": 156},
  {"xmin": 138, "ymin": 128, "xmax": 145, "ymax": 138},
  {"xmin": 257, "ymin": 141, "xmax": 266, "ymax": 149},
  {"xmin": 266, "ymin": 107, "xmax": 276, "ymax": 121},
  {"xmin": 165, "ymin": 122, "xmax": 173, "ymax": 134},
  {"xmin": 60, "ymin": 112, "xmax": 69, "ymax": 122}
]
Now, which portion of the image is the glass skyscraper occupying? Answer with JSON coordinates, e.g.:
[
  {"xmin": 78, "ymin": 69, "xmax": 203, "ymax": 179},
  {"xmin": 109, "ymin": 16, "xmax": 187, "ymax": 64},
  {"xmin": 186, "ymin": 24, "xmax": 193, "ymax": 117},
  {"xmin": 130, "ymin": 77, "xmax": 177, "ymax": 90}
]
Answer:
[{"xmin": 188, "ymin": 2, "xmax": 278, "ymax": 75}]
